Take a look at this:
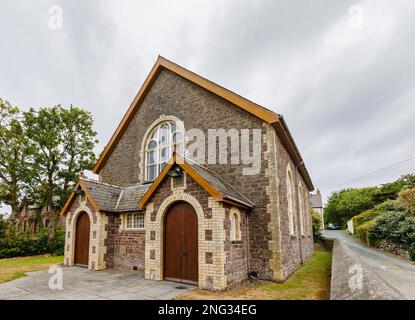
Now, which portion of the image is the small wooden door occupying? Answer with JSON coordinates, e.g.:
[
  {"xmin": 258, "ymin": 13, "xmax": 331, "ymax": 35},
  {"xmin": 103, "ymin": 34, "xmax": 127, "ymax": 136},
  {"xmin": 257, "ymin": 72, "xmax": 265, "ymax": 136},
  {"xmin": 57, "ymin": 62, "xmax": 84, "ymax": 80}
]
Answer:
[
  {"xmin": 74, "ymin": 212, "xmax": 90, "ymax": 266},
  {"xmin": 164, "ymin": 202, "xmax": 198, "ymax": 285}
]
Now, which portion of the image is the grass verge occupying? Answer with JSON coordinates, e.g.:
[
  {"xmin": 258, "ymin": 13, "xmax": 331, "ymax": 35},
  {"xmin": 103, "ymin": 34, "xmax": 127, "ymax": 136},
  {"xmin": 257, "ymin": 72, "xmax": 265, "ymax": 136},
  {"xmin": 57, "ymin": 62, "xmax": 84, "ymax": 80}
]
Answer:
[
  {"xmin": 0, "ymin": 254, "xmax": 63, "ymax": 284},
  {"xmin": 177, "ymin": 244, "xmax": 332, "ymax": 300}
]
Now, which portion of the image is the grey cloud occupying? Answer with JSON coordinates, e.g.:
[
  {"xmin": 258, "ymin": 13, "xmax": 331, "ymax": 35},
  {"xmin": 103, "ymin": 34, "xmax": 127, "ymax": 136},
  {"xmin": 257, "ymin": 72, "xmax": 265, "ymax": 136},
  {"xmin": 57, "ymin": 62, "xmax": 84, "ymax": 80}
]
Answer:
[{"xmin": 1, "ymin": 0, "xmax": 414, "ymax": 209}]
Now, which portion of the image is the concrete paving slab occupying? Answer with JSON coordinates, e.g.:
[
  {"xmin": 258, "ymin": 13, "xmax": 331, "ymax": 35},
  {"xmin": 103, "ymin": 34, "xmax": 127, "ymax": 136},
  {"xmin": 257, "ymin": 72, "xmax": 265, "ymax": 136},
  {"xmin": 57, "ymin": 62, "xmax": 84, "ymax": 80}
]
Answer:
[{"xmin": 0, "ymin": 266, "xmax": 194, "ymax": 300}]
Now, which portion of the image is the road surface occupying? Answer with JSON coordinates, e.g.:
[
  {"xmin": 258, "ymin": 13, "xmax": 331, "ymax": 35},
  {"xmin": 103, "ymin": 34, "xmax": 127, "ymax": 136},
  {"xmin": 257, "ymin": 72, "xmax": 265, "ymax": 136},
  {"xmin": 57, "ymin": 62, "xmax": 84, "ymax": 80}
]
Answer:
[{"xmin": 323, "ymin": 230, "xmax": 415, "ymax": 300}]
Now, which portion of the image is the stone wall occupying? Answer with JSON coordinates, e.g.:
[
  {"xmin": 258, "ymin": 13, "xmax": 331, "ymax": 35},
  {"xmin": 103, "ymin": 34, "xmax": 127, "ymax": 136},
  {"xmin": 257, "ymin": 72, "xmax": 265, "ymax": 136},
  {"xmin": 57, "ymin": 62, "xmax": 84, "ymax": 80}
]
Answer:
[
  {"xmin": 64, "ymin": 195, "xmax": 107, "ymax": 271},
  {"xmin": 97, "ymin": 67, "xmax": 314, "ymax": 281},
  {"xmin": 377, "ymin": 240, "xmax": 410, "ymax": 260},
  {"xmin": 223, "ymin": 206, "xmax": 248, "ymax": 287},
  {"xmin": 330, "ymin": 239, "xmax": 405, "ymax": 300},
  {"xmin": 274, "ymin": 129, "xmax": 314, "ymax": 279},
  {"xmin": 104, "ymin": 213, "xmax": 146, "ymax": 270},
  {"xmin": 98, "ymin": 68, "xmax": 273, "ymax": 278},
  {"xmin": 144, "ymin": 173, "xmax": 230, "ymax": 290}
]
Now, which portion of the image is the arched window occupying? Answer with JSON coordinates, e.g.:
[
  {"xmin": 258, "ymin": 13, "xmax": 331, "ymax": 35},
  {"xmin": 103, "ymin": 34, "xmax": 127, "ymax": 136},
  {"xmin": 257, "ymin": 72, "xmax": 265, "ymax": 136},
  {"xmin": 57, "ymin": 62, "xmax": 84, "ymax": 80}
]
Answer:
[
  {"xmin": 299, "ymin": 184, "xmax": 305, "ymax": 236},
  {"xmin": 145, "ymin": 121, "xmax": 184, "ymax": 181},
  {"xmin": 230, "ymin": 208, "xmax": 241, "ymax": 241},
  {"xmin": 286, "ymin": 167, "xmax": 295, "ymax": 236},
  {"xmin": 305, "ymin": 190, "xmax": 311, "ymax": 236}
]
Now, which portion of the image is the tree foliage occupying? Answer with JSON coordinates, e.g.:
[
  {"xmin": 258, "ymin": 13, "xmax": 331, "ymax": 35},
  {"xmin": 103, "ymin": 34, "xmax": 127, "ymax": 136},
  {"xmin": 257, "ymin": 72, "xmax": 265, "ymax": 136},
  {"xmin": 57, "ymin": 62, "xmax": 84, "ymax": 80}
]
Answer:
[
  {"xmin": 324, "ymin": 187, "xmax": 377, "ymax": 228},
  {"xmin": 311, "ymin": 209, "xmax": 323, "ymax": 241},
  {"xmin": 23, "ymin": 105, "xmax": 98, "ymax": 232},
  {"xmin": 325, "ymin": 174, "xmax": 415, "ymax": 228},
  {"xmin": 0, "ymin": 99, "xmax": 31, "ymax": 222},
  {"xmin": 369, "ymin": 212, "xmax": 415, "ymax": 248},
  {"xmin": 0, "ymin": 100, "xmax": 98, "ymax": 236}
]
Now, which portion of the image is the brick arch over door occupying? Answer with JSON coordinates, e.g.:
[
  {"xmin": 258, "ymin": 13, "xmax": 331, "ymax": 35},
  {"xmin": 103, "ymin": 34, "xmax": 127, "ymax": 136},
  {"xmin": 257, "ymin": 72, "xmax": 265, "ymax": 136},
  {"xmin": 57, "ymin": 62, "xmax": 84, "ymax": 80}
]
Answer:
[
  {"xmin": 74, "ymin": 211, "xmax": 90, "ymax": 266},
  {"xmin": 69, "ymin": 206, "xmax": 94, "ymax": 268},
  {"xmin": 164, "ymin": 201, "xmax": 198, "ymax": 284},
  {"xmin": 152, "ymin": 192, "xmax": 205, "ymax": 285}
]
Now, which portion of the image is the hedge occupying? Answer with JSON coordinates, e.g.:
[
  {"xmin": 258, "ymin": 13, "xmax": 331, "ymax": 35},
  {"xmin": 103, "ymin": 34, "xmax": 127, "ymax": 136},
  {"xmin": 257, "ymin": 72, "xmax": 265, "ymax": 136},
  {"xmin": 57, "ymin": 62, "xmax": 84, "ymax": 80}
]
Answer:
[
  {"xmin": 355, "ymin": 219, "xmax": 377, "ymax": 245},
  {"xmin": 369, "ymin": 212, "xmax": 415, "ymax": 251},
  {"xmin": 0, "ymin": 228, "xmax": 65, "ymax": 259}
]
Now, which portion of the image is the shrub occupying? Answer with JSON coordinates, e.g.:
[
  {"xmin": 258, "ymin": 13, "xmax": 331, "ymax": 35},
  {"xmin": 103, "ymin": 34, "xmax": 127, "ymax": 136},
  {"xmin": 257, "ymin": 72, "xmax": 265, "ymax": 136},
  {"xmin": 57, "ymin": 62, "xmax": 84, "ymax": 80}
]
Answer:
[
  {"xmin": 397, "ymin": 188, "xmax": 415, "ymax": 212},
  {"xmin": 311, "ymin": 209, "xmax": 323, "ymax": 242},
  {"xmin": 0, "ymin": 229, "xmax": 65, "ymax": 259},
  {"xmin": 355, "ymin": 219, "xmax": 377, "ymax": 245},
  {"xmin": 352, "ymin": 200, "xmax": 406, "ymax": 244},
  {"xmin": 47, "ymin": 228, "xmax": 65, "ymax": 256},
  {"xmin": 352, "ymin": 208, "xmax": 379, "ymax": 230},
  {"xmin": 409, "ymin": 245, "xmax": 415, "ymax": 261},
  {"xmin": 369, "ymin": 212, "xmax": 415, "ymax": 248}
]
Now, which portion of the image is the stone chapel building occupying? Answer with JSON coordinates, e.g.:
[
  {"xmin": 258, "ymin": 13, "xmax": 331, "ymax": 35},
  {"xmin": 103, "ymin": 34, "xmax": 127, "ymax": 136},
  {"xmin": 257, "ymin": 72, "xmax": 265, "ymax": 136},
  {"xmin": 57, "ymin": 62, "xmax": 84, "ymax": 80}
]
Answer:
[{"xmin": 61, "ymin": 56, "xmax": 315, "ymax": 291}]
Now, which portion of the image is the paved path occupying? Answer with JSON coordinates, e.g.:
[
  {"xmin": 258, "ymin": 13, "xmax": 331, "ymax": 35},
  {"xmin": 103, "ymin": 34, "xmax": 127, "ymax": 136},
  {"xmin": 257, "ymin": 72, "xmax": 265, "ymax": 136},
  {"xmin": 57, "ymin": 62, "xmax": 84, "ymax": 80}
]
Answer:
[
  {"xmin": 0, "ymin": 266, "xmax": 194, "ymax": 300},
  {"xmin": 323, "ymin": 230, "xmax": 415, "ymax": 300}
]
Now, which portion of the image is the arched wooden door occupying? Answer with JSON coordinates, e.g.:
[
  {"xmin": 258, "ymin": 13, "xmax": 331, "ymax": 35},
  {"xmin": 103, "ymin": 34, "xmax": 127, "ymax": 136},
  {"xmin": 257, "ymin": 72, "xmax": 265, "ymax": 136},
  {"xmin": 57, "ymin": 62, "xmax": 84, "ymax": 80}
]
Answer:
[
  {"xmin": 74, "ymin": 212, "xmax": 90, "ymax": 266},
  {"xmin": 164, "ymin": 202, "xmax": 198, "ymax": 285}
]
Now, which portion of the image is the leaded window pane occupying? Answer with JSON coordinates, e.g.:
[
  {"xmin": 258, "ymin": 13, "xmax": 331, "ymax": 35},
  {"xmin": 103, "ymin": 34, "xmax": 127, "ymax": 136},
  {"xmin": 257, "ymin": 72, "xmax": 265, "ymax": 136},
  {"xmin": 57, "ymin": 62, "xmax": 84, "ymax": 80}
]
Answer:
[
  {"xmin": 147, "ymin": 150, "xmax": 155, "ymax": 164},
  {"xmin": 147, "ymin": 165, "xmax": 157, "ymax": 181},
  {"xmin": 144, "ymin": 121, "xmax": 183, "ymax": 181},
  {"xmin": 148, "ymin": 140, "xmax": 157, "ymax": 150},
  {"xmin": 160, "ymin": 147, "xmax": 170, "ymax": 161}
]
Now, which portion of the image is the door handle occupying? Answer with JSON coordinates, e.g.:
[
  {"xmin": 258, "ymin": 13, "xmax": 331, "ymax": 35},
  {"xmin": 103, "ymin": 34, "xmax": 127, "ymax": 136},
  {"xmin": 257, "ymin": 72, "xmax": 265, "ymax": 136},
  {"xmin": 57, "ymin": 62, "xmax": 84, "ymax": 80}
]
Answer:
[{"xmin": 182, "ymin": 249, "xmax": 187, "ymax": 256}]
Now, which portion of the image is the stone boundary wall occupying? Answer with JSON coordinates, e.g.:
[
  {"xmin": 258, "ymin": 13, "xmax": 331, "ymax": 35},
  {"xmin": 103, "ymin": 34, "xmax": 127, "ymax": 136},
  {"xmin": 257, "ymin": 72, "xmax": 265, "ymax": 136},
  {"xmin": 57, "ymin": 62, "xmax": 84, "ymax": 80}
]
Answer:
[{"xmin": 330, "ymin": 239, "xmax": 406, "ymax": 300}]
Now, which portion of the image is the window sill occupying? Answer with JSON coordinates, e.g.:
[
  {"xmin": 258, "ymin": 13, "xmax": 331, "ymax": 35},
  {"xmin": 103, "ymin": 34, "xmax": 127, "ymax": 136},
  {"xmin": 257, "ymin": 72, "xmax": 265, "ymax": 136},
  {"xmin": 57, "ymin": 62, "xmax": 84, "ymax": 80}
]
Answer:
[{"xmin": 231, "ymin": 240, "xmax": 243, "ymax": 244}]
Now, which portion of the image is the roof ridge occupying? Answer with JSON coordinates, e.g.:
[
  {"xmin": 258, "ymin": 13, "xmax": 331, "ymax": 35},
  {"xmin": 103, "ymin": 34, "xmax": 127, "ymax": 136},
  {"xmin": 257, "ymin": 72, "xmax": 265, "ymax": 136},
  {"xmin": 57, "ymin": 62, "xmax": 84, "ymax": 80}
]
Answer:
[
  {"xmin": 158, "ymin": 56, "xmax": 281, "ymax": 118},
  {"xmin": 124, "ymin": 182, "xmax": 151, "ymax": 189},
  {"xmin": 80, "ymin": 177, "xmax": 123, "ymax": 189},
  {"xmin": 115, "ymin": 189, "xmax": 124, "ymax": 211}
]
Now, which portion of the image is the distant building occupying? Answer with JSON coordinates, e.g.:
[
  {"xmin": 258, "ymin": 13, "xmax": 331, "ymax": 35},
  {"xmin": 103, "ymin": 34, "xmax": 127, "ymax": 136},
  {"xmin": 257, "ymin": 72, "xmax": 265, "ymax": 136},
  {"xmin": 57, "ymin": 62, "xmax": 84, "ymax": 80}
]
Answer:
[
  {"xmin": 13, "ymin": 205, "xmax": 63, "ymax": 234},
  {"xmin": 311, "ymin": 189, "xmax": 324, "ymax": 230}
]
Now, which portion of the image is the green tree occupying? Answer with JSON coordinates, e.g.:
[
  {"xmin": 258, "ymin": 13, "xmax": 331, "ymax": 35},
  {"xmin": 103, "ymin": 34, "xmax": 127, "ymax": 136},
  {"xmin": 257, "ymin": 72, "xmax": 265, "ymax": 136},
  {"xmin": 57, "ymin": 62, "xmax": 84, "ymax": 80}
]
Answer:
[
  {"xmin": 324, "ymin": 187, "xmax": 377, "ymax": 228},
  {"xmin": 59, "ymin": 106, "xmax": 98, "ymax": 207},
  {"xmin": 0, "ymin": 99, "xmax": 31, "ymax": 227},
  {"xmin": 371, "ymin": 175, "xmax": 415, "ymax": 204},
  {"xmin": 23, "ymin": 105, "xmax": 97, "ymax": 236}
]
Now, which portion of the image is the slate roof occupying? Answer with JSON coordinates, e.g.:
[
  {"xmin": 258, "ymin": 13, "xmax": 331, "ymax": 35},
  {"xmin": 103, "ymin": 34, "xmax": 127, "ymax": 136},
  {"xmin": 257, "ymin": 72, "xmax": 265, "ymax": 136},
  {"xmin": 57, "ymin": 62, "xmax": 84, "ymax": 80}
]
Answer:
[
  {"xmin": 80, "ymin": 179, "xmax": 150, "ymax": 213},
  {"xmin": 115, "ymin": 184, "xmax": 151, "ymax": 212},
  {"xmin": 72, "ymin": 157, "xmax": 254, "ymax": 213},
  {"xmin": 185, "ymin": 159, "xmax": 255, "ymax": 208}
]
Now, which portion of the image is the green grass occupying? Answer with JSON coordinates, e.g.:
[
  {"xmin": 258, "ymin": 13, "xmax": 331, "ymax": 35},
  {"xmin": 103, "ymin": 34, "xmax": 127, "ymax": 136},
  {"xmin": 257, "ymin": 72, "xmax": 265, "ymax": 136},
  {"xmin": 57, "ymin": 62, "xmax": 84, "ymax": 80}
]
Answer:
[
  {"xmin": 178, "ymin": 244, "xmax": 332, "ymax": 300},
  {"xmin": 0, "ymin": 254, "xmax": 63, "ymax": 284},
  {"xmin": 261, "ymin": 247, "xmax": 332, "ymax": 300}
]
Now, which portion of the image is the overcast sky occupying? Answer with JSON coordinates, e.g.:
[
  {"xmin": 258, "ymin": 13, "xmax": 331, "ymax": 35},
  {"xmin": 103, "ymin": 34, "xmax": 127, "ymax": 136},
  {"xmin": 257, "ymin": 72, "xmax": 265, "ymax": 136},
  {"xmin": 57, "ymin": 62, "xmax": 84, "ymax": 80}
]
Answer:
[{"xmin": 1, "ymin": 0, "xmax": 415, "ymax": 214}]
